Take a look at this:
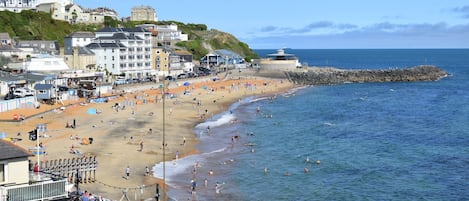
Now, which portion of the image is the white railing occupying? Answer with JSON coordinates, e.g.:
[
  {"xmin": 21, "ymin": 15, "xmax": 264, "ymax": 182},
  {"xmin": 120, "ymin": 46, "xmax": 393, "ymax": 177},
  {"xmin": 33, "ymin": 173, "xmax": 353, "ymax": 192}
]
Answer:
[{"xmin": 0, "ymin": 179, "xmax": 68, "ymax": 201}]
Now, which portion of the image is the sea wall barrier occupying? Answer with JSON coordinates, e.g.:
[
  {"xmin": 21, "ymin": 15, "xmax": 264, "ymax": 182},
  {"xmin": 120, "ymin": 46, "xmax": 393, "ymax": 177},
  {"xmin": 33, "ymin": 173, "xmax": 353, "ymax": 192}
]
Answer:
[{"xmin": 285, "ymin": 65, "xmax": 448, "ymax": 85}]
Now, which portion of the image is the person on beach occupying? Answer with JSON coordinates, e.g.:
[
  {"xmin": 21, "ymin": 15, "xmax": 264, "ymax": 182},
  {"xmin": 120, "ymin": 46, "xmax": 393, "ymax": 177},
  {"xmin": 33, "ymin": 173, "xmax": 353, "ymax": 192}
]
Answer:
[
  {"xmin": 139, "ymin": 141, "xmax": 143, "ymax": 152},
  {"xmin": 204, "ymin": 178, "xmax": 208, "ymax": 188},
  {"xmin": 125, "ymin": 166, "xmax": 130, "ymax": 179},
  {"xmin": 145, "ymin": 166, "xmax": 150, "ymax": 176},
  {"xmin": 176, "ymin": 150, "xmax": 179, "ymax": 161},
  {"xmin": 191, "ymin": 180, "xmax": 197, "ymax": 195},
  {"xmin": 183, "ymin": 136, "xmax": 186, "ymax": 146}
]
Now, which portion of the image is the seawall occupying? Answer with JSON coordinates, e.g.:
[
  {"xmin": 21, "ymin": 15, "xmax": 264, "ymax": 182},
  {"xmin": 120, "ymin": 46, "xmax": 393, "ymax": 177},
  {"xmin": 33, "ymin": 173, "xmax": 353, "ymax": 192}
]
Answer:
[{"xmin": 285, "ymin": 65, "xmax": 448, "ymax": 85}]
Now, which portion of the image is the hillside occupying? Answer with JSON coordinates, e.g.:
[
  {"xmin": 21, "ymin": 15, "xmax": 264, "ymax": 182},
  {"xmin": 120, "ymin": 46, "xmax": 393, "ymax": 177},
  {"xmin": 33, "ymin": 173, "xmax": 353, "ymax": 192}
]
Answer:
[
  {"xmin": 0, "ymin": 11, "xmax": 258, "ymax": 61},
  {"xmin": 0, "ymin": 10, "xmax": 100, "ymax": 46}
]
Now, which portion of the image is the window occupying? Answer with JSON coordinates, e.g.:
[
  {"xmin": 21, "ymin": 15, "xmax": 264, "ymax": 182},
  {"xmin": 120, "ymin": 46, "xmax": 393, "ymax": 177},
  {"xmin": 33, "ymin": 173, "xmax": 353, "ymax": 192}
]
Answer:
[{"xmin": 0, "ymin": 163, "xmax": 5, "ymax": 182}]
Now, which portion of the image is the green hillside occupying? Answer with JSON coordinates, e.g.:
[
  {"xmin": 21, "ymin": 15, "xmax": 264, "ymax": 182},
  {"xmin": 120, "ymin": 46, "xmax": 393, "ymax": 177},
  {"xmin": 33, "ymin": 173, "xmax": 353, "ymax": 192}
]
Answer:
[
  {"xmin": 0, "ymin": 10, "xmax": 100, "ymax": 46},
  {"xmin": 0, "ymin": 10, "xmax": 258, "ymax": 60}
]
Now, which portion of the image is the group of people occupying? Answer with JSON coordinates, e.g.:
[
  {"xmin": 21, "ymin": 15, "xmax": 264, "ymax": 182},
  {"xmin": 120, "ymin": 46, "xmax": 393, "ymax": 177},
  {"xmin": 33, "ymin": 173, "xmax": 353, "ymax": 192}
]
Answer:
[{"xmin": 123, "ymin": 165, "xmax": 151, "ymax": 180}]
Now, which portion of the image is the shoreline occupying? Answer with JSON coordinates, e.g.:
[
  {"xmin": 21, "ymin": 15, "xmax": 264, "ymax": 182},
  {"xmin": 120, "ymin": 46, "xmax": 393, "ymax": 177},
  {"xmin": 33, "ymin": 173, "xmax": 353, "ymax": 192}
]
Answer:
[{"xmin": 0, "ymin": 70, "xmax": 297, "ymax": 200}]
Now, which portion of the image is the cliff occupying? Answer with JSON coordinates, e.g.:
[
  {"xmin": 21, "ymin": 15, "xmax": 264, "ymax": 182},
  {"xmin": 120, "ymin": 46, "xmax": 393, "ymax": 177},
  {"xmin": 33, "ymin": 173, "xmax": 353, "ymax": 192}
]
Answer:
[{"xmin": 285, "ymin": 65, "xmax": 448, "ymax": 85}]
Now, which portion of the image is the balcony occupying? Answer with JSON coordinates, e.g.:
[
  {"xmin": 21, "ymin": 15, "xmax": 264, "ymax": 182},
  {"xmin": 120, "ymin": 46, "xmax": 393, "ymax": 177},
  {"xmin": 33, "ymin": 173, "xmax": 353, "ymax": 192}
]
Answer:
[{"xmin": 0, "ymin": 173, "xmax": 70, "ymax": 201}]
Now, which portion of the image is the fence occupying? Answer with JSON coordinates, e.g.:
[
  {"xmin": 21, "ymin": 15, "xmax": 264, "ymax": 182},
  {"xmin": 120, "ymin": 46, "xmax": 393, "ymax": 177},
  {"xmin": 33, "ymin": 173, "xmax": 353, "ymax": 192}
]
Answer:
[{"xmin": 0, "ymin": 96, "xmax": 36, "ymax": 113}]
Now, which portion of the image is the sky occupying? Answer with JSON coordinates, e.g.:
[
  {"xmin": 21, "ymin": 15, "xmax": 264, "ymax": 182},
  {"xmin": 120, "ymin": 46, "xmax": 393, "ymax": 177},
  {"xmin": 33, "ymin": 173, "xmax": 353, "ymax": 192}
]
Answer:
[{"xmin": 74, "ymin": 0, "xmax": 469, "ymax": 49}]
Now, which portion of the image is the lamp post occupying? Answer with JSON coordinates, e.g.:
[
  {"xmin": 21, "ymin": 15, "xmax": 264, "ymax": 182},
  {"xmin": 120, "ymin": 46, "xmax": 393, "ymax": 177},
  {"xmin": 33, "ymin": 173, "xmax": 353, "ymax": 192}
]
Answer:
[{"xmin": 161, "ymin": 78, "xmax": 167, "ymax": 201}]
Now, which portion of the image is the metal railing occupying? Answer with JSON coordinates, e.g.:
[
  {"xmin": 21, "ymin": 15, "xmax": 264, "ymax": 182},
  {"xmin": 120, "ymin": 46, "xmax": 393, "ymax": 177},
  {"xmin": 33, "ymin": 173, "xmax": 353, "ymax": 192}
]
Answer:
[{"xmin": 0, "ymin": 179, "xmax": 68, "ymax": 201}]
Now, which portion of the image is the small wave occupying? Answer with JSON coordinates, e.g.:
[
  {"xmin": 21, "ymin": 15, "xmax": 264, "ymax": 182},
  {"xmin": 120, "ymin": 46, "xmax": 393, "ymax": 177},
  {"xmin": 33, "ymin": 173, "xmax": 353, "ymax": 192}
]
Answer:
[
  {"xmin": 249, "ymin": 96, "xmax": 271, "ymax": 103},
  {"xmin": 151, "ymin": 147, "xmax": 227, "ymax": 182},
  {"xmin": 195, "ymin": 113, "xmax": 236, "ymax": 130},
  {"xmin": 323, "ymin": 122, "xmax": 335, "ymax": 126}
]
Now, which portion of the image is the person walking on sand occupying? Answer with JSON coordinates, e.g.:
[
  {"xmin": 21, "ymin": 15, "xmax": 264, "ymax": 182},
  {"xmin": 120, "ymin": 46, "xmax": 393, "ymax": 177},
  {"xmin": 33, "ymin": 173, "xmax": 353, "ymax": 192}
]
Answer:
[
  {"xmin": 125, "ymin": 166, "xmax": 130, "ymax": 179},
  {"xmin": 145, "ymin": 166, "xmax": 150, "ymax": 176},
  {"xmin": 139, "ymin": 141, "xmax": 143, "ymax": 152}
]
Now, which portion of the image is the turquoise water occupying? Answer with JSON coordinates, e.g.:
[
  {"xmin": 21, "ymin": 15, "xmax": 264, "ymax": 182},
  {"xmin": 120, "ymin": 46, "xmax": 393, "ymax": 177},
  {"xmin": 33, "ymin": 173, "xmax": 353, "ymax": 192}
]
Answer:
[{"xmin": 161, "ymin": 49, "xmax": 469, "ymax": 201}]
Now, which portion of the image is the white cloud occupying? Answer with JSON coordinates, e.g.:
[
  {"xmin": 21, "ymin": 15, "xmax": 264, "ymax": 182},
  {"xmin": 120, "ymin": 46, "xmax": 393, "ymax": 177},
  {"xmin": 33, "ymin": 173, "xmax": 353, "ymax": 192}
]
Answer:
[{"xmin": 244, "ymin": 21, "xmax": 469, "ymax": 49}]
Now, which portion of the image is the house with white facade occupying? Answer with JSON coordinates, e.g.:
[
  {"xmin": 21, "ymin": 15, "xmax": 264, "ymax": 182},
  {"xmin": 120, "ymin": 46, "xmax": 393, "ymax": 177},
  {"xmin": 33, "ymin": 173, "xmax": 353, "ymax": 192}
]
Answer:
[
  {"xmin": 64, "ymin": 32, "xmax": 95, "ymax": 48},
  {"xmin": 86, "ymin": 27, "xmax": 155, "ymax": 79},
  {"xmin": 137, "ymin": 24, "xmax": 188, "ymax": 46},
  {"xmin": 0, "ymin": 0, "xmax": 71, "ymax": 13},
  {"xmin": 0, "ymin": 33, "xmax": 12, "ymax": 46}
]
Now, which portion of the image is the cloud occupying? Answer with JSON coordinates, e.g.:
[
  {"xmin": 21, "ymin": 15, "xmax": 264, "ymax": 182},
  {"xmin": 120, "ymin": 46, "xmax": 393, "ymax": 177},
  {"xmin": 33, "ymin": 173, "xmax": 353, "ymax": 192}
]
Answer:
[
  {"xmin": 260, "ymin": 26, "xmax": 278, "ymax": 32},
  {"xmin": 244, "ymin": 21, "xmax": 469, "ymax": 49},
  {"xmin": 453, "ymin": 5, "xmax": 469, "ymax": 18},
  {"xmin": 256, "ymin": 21, "xmax": 358, "ymax": 36}
]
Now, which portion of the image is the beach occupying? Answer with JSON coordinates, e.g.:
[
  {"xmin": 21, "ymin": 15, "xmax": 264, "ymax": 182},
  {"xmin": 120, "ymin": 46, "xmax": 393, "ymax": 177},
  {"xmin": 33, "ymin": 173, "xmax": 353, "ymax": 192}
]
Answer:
[{"xmin": 0, "ymin": 70, "xmax": 295, "ymax": 200}]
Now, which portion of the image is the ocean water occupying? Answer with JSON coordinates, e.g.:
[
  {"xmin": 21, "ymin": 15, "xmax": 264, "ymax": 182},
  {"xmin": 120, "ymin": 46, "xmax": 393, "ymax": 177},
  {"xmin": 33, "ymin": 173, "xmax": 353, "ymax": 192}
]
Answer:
[{"xmin": 154, "ymin": 49, "xmax": 469, "ymax": 201}]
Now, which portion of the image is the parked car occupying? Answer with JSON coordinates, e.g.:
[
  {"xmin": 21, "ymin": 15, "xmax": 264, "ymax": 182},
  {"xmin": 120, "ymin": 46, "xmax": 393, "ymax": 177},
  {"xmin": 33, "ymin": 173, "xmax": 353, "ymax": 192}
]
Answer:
[
  {"xmin": 114, "ymin": 79, "xmax": 127, "ymax": 85},
  {"xmin": 13, "ymin": 88, "xmax": 35, "ymax": 98},
  {"xmin": 3, "ymin": 93, "xmax": 15, "ymax": 100},
  {"xmin": 165, "ymin": 76, "xmax": 175, "ymax": 81},
  {"xmin": 187, "ymin": 72, "xmax": 198, "ymax": 78},
  {"xmin": 177, "ymin": 73, "xmax": 187, "ymax": 79}
]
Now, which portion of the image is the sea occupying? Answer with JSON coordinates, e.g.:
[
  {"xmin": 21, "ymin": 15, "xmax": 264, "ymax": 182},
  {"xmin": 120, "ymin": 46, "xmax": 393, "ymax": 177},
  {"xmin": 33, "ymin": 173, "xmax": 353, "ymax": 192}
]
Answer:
[{"xmin": 153, "ymin": 49, "xmax": 469, "ymax": 201}]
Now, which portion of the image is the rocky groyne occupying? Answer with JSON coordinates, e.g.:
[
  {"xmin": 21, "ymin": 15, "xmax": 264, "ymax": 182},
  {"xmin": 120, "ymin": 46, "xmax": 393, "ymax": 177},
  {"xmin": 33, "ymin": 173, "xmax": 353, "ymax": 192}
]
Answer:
[{"xmin": 286, "ymin": 65, "xmax": 448, "ymax": 85}]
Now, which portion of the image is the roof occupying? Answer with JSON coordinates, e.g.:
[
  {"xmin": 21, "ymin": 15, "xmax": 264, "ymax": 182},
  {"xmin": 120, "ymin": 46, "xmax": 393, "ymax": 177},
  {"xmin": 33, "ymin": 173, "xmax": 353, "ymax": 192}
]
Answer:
[
  {"xmin": 0, "ymin": 71, "xmax": 50, "ymax": 84},
  {"xmin": 34, "ymin": 83, "xmax": 54, "ymax": 90},
  {"xmin": 173, "ymin": 50, "xmax": 192, "ymax": 56},
  {"xmin": 65, "ymin": 32, "xmax": 95, "ymax": 38},
  {"xmin": 96, "ymin": 27, "xmax": 149, "ymax": 33},
  {"xmin": 0, "ymin": 45, "xmax": 22, "ymax": 52},
  {"xmin": 26, "ymin": 56, "xmax": 70, "ymax": 71},
  {"xmin": 63, "ymin": 46, "xmax": 95, "ymax": 55},
  {"xmin": 0, "ymin": 139, "xmax": 32, "ymax": 161},
  {"xmin": 86, "ymin": 42, "xmax": 126, "ymax": 49},
  {"xmin": 212, "ymin": 49, "xmax": 243, "ymax": 59},
  {"xmin": 96, "ymin": 27, "xmax": 122, "ymax": 33},
  {"xmin": 0, "ymin": 32, "xmax": 11, "ymax": 40}
]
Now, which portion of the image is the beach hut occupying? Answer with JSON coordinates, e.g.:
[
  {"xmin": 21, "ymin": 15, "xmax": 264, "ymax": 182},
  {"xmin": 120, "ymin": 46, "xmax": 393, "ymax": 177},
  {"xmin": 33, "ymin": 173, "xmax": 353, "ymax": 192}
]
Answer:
[{"xmin": 34, "ymin": 84, "xmax": 57, "ymax": 100}]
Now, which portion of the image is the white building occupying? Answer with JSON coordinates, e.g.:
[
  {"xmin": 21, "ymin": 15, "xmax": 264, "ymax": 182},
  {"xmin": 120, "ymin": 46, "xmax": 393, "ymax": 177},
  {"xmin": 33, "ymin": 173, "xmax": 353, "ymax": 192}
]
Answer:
[
  {"xmin": 86, "ymin": 27, "xmax": 155, "ymax": 79},
  {"xmin": 137, "ymin": 24, "xmax": 188, "ymax": 46},
  {"xmin": 0, "ymin": 0, "xmax": 71, "ymax": 12},
  {"xmin": 64, "ymin": 31, "xmax": 95, "ymax": 48}
]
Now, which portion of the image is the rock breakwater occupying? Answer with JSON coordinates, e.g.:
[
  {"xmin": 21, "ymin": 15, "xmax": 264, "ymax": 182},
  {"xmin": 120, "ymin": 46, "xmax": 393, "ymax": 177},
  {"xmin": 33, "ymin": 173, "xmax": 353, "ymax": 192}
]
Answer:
[{"xmin": 286, "ymin": 65, "xmax": 448, "ymax": 85}]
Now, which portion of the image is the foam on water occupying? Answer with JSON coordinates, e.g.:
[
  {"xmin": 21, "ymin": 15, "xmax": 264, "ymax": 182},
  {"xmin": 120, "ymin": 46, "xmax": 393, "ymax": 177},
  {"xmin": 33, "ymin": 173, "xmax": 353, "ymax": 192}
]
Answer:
[{"xmin": 151, "ymin": 147, "xmax": 227, "ymax": 184}]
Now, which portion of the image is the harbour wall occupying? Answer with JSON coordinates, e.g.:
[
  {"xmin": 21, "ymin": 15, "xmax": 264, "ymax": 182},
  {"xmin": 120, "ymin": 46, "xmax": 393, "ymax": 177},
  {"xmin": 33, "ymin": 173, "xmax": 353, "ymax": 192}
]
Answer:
[{"xmin": 285, "ymin": 65, "xmax": 448, "ymax": 85}]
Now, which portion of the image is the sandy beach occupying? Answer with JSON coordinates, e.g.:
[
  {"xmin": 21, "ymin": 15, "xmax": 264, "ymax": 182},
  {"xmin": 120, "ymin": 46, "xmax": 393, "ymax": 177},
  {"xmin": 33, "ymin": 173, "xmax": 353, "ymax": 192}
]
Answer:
[{"xmin": 0, "ymin": 70, "xmax": 295, "ymax": 200}]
